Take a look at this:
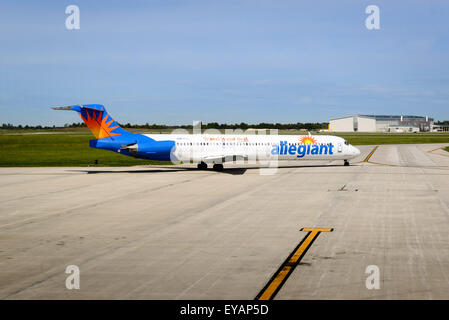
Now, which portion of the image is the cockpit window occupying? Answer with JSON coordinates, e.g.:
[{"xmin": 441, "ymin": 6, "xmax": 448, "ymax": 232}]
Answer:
[{"xmin": 344, "ymin": 140, "xmax": 349, "ymax": 145}]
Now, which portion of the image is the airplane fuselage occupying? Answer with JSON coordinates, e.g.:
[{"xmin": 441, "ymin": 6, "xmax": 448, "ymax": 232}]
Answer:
[{"xmin": 138, "ymin": 133, "xmax": 360, "ymax": 163}]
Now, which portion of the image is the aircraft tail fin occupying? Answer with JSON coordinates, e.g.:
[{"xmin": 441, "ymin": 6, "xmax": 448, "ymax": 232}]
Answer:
[{"xmin": 52, "ymin": 104, "xmax": 129, "ymax": 139}]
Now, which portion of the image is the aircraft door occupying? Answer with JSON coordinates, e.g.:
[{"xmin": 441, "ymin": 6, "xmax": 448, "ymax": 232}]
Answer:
[{"xmin": 338, "ymin": 143, "xmax": 342, "ymax": 153}]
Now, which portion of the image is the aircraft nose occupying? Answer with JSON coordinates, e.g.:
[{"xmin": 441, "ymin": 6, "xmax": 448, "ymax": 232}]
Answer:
[{"xmin": 354, "ymin": 146, "xmax": 360, "ymax": 156}]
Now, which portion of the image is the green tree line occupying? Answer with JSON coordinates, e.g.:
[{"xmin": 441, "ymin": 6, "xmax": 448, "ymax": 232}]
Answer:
[{"xmin": 2, "ymin": 122, "xmax": 329, "ymax": 131}]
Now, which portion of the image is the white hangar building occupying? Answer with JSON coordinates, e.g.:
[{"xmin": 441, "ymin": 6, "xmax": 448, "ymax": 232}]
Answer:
[
  {"xmin": 329, "ymin": 115, "xmax": 376, "ymax": 132},
  {"xmin": 329, "ymin": 115, "xmax": 433, "ymax": 133}
]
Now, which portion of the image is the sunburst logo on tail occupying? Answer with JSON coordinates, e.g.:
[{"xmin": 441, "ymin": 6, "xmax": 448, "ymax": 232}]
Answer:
[
  {"xmin": 80, "ymin": 110, "xmax": 120, "ymax": 139},
  {"xmin": 300, "ymin": 136, "xmax": 317, "ymax": 144}
]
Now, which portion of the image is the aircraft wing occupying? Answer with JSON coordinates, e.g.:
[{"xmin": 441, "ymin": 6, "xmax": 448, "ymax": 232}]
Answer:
[{"xmin": 202, "ymin": 154, "xmax": 248, "ymax": 163}]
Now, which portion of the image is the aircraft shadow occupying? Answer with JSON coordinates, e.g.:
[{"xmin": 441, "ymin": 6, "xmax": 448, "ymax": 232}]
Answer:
[
  {"xmin": 69, "ymin": 168, "xmax": 190, "ymax": 174},
  {"xmin": 72, "ymin": 167, "xmax": 248, "ymax": 175},
  {"xmin": 69, "ymin": 163, "xmax": 350, "ymax": 176}
]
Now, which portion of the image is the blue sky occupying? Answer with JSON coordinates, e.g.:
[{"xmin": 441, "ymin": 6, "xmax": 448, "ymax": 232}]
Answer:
[{"xmin": 1, "ymin": 0, "xmax": 449, "ymax": 125}]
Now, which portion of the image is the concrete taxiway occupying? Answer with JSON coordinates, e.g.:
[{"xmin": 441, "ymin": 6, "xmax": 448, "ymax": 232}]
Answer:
[{"xmin": 1, "ymin": 143, "xmax": 449, "ymax": 299}]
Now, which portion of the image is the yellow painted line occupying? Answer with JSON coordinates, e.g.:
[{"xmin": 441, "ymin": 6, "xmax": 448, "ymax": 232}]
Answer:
[
  {"xmin": 427, "ymin": 147, "xmax": 449, "ymax": 158},
  {"xmin": 256, "ymin": 227, "xmax": 333, "ymax": 300},
  {"xmin": 427, "ymin": 147, "xmax": 442, "ymax": 153},
  {"xmin": 364, "ymin": 146, "xmax": 378, "ymax": 162}
]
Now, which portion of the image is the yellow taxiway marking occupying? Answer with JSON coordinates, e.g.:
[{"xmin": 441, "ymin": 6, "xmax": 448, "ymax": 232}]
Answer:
[
  {"xmin": 256, "ymin": 227, "xmax": 333, "ymax": 300},
  {"xmin": 364, "ymin": 146, "xmax": 379, "ymax": 162},
  {"xmin": 427, "ymin": 147, "xmax": 449, "ymax": 158}
]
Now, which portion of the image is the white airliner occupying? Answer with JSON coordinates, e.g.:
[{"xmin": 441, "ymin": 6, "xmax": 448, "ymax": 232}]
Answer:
[{"xmin": 54, "ymin": 104, "xmax": 361, "ymax": 170}]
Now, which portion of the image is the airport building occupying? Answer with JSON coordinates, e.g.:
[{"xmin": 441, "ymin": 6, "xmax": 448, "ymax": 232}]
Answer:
[
  {"xmin": 329, "ymin": 115, "xmax": 434, "ymax": 133},
  {"xmin": 432, "ymin": 124, "xmax": 449, "ymax": 132}
]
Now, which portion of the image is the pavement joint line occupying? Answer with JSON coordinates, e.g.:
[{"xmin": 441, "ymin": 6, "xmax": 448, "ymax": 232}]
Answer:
[
  {"xmin": 0, "ymin": 175, "xmax": 209, "ymax": 231},
  {"xmin": 255, "ymin": 227, "xmax": 333, "ymax": 300},
  {"xmin": 367, "ymin": 160, "xmax": 449, "ymax": 169}
]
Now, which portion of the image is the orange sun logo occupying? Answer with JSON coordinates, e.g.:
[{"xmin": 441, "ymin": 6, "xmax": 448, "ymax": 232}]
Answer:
[
  {"xmin": 300, "ymin": 136, "xmax": 317, "ymax": 144},
  {"xmin": 80, "ymin": 110, "xmax": 120, "ymax": 139}
]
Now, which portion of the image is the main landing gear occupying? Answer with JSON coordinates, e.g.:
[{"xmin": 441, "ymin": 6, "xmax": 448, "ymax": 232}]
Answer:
[
  {"xmin": 197, "ymin": 162, "xmax": 207, "ymax": 170},
  {"xmin": 344, "ymin": 160, "xmax": 350, "ymax": 166},
  {"xmin": 197, "ymin": 162, "xmax": 224, "ymax": 171}
]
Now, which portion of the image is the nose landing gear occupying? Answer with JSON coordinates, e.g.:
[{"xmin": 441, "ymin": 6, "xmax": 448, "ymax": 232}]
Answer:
[{"xmin": 344, "ymin": 160, "xmax": 350, "ymax": 166}]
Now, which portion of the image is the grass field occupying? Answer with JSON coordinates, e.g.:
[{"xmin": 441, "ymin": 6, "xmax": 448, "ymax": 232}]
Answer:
[
  {"xmin": 0, "ymin": 133, "xmax": 162, "ymax": 167},
  {"xmin": 0, "ymin": 129, "xmax": 448, "ymax": 167},
  {"xmin": 445, "ymin": 147, "xmax": 449, "ymax": 153},
  {"xmin": 326, "ymin": 132, "xmax": 449, "ymax": 145}
]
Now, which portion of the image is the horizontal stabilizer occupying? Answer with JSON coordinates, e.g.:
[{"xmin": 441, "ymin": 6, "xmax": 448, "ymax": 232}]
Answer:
[{"xmin": 52, "ymin": 106, "xmax": 78, "ymax": 111}]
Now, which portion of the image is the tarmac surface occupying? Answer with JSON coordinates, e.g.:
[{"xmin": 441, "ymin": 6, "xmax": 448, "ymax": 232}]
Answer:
[{"xmin": 1, "ymin": 143, "xmax": 449, "ymax": 299}]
